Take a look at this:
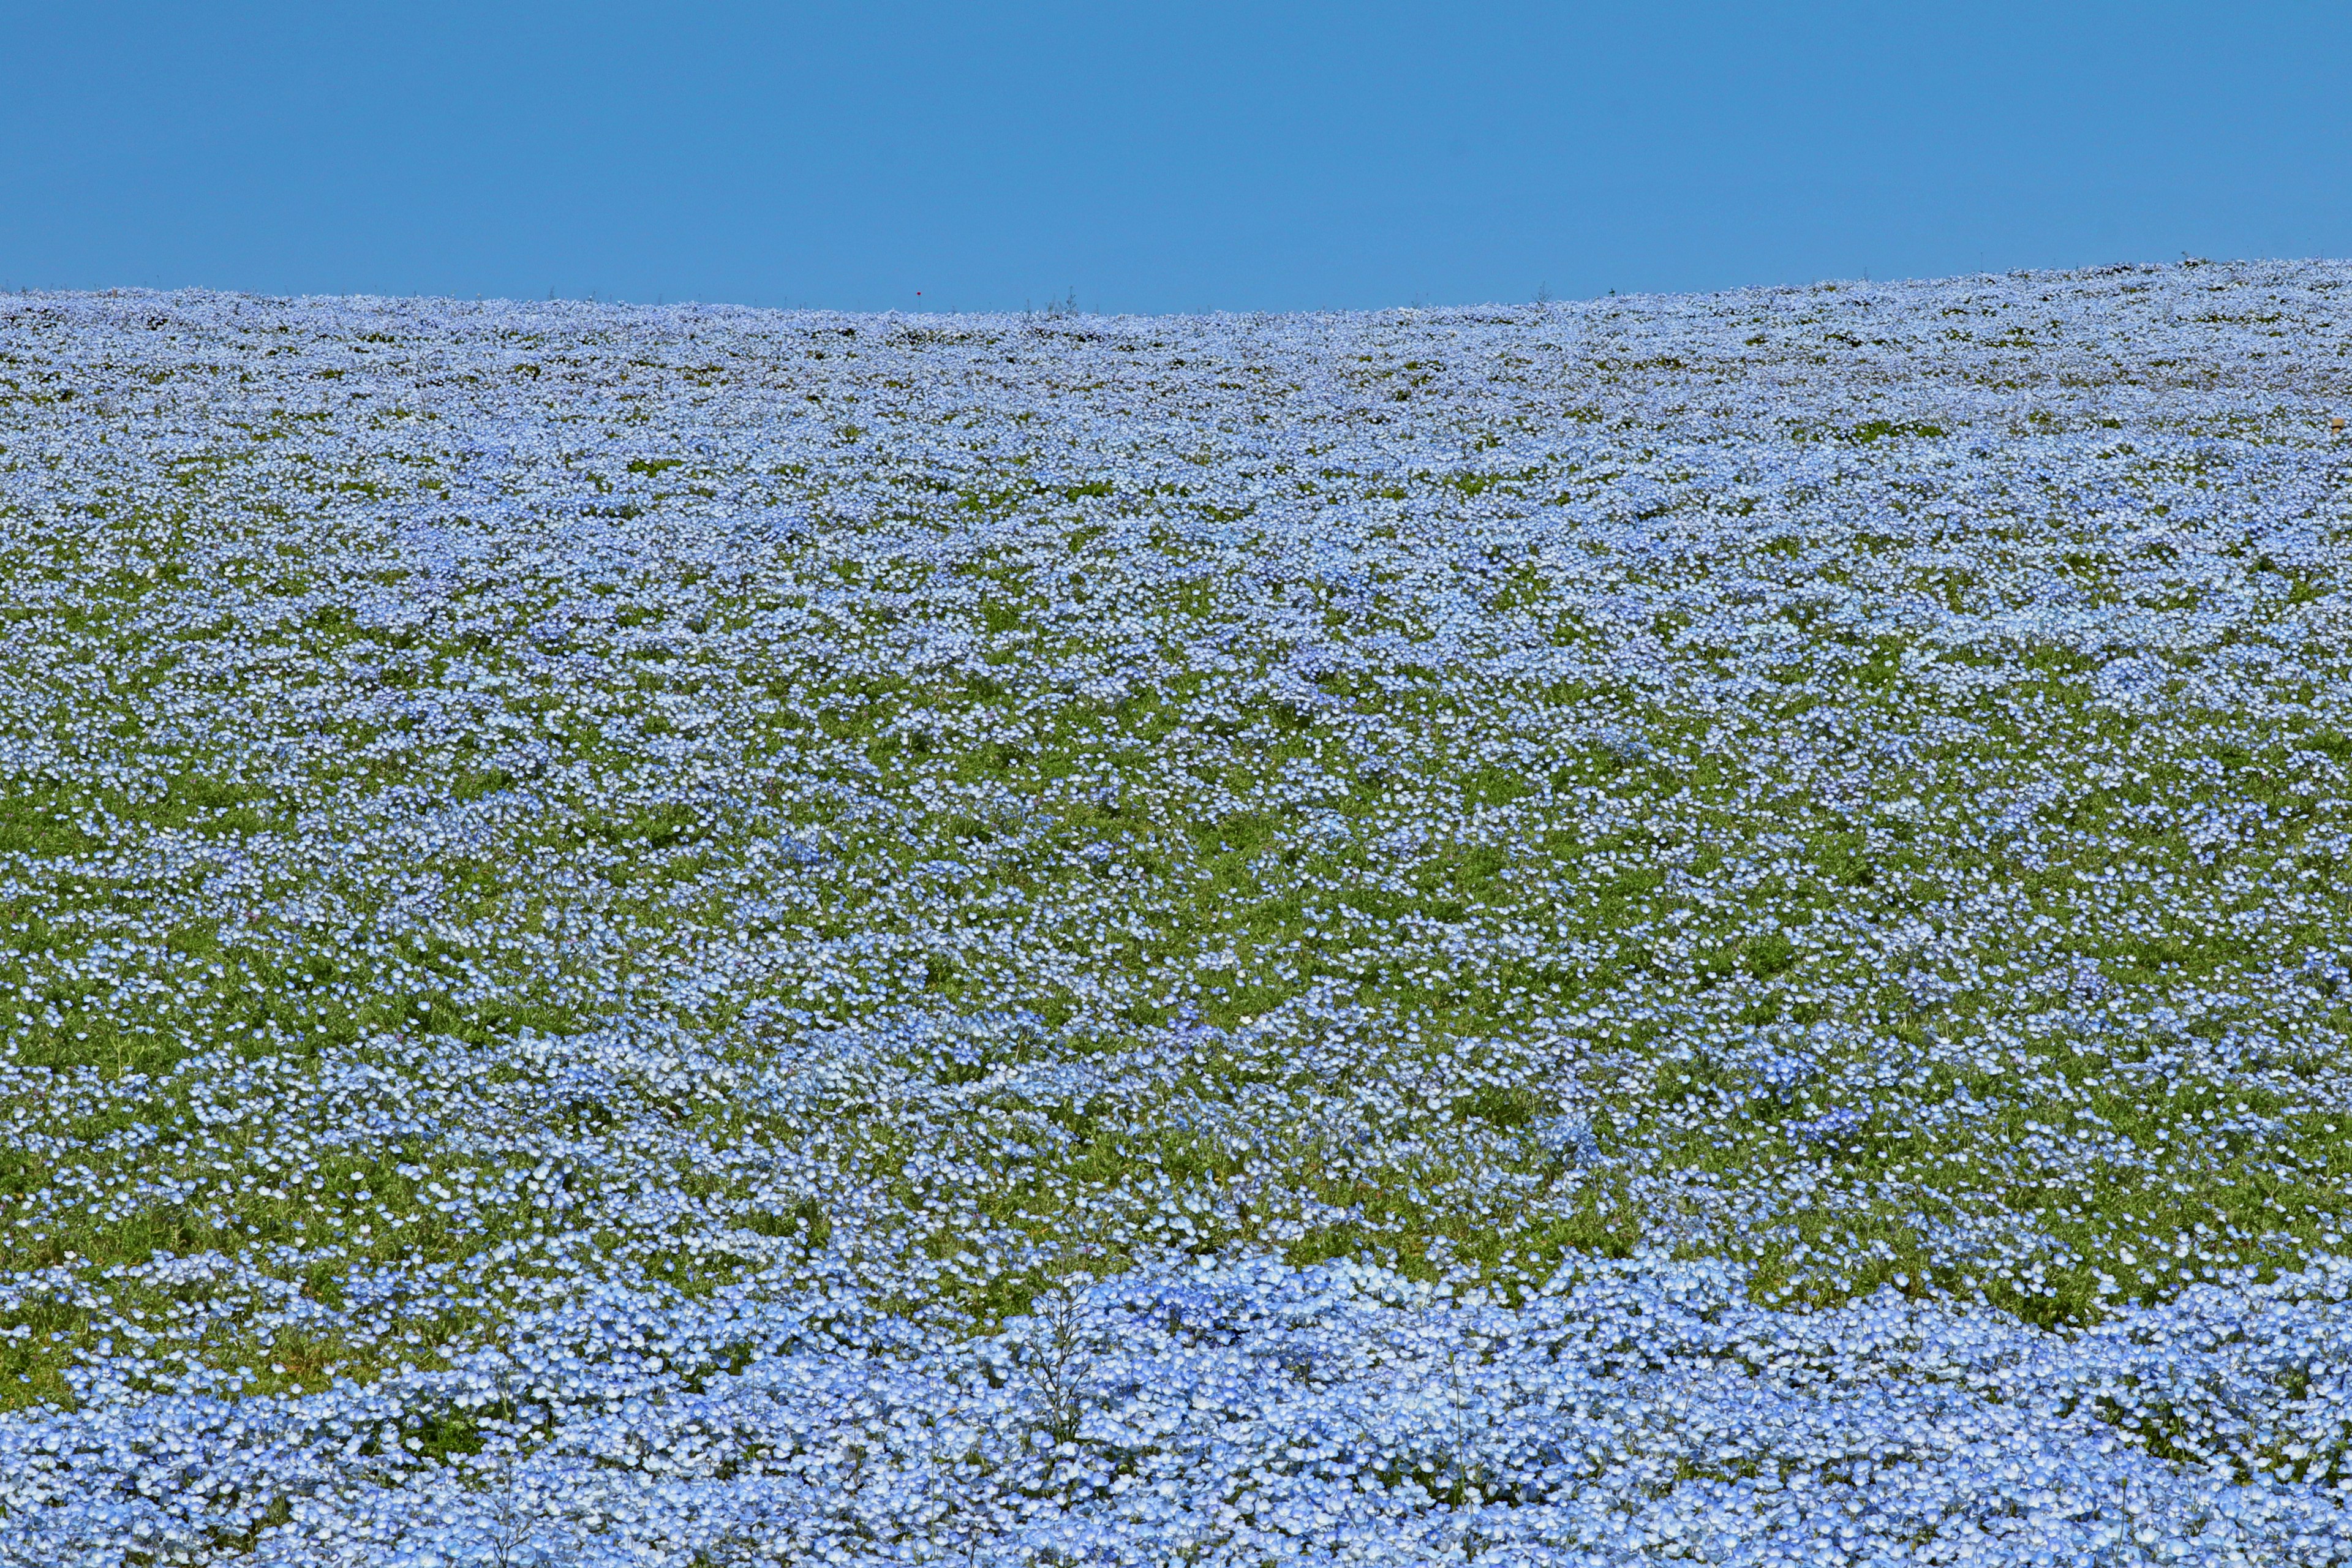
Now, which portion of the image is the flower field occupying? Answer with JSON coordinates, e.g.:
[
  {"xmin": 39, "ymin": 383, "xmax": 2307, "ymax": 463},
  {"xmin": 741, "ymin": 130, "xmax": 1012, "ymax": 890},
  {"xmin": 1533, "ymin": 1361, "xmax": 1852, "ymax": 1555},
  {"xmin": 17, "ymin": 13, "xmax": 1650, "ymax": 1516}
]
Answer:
[{"xmin": 3, "ymin": 260, "xmax": 2351, "ymax": 1562}]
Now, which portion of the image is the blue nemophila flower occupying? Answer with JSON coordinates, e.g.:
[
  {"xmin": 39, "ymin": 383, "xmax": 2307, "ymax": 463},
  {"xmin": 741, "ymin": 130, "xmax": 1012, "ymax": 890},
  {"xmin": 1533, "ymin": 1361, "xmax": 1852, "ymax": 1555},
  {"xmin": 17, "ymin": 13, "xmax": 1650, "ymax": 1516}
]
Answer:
[
  {"xmin": 1789, "ymin": 1106, "xmax": 1868, "ymax": 1145},
  {"xmin": 2, "ymin": 264, "xmax": 2351, "ymax": 1561},
  {"xmin": 1531, "ymin": 1109, "xmax": 1600, "ymax": 1163},
  {"xmin": 1752, "ymin": 1054, "xmax": 1819, "ymax": 1102}
]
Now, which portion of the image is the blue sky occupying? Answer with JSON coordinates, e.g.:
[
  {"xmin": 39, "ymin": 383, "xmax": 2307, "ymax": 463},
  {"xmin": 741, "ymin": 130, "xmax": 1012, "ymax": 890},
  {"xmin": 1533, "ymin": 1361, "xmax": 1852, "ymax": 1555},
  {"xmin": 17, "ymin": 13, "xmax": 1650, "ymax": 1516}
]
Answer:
[{"xmin": 5, "ymin": 1, "xmax": 2347, "ymax": 313}]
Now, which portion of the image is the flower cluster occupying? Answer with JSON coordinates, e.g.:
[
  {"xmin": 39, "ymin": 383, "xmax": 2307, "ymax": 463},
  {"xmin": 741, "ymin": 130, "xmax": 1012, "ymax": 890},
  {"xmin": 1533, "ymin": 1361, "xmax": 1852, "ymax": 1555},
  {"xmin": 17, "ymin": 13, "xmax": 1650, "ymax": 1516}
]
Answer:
[{"xmin": 1, "ymin": 260, "xmax": 2350, "ymax": 1561}]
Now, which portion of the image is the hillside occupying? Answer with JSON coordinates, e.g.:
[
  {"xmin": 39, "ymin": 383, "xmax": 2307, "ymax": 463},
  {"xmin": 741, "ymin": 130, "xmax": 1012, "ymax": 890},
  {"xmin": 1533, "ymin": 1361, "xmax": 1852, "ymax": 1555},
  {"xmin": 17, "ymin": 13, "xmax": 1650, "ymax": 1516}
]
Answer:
[{"xmin": 2, "ymin": 262, "xmax": 2351, "ymax": 1561}]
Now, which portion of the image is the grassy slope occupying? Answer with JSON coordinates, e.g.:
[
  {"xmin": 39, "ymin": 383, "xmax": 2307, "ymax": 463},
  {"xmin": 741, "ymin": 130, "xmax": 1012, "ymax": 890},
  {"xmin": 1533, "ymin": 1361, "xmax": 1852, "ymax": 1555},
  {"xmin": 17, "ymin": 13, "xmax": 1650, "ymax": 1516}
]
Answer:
[{"xmin": 0, "ymin": 265, "xmax": 2346, "ymax": 1468}]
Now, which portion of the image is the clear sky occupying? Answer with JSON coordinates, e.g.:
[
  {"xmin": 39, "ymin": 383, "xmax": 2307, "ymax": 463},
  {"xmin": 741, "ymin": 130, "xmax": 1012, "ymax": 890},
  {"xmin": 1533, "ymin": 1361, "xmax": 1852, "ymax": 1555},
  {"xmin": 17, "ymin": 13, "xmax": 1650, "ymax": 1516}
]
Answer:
[{"xmin": 5, "ymin": 1, "xmax": 2348, "ymax": 314}]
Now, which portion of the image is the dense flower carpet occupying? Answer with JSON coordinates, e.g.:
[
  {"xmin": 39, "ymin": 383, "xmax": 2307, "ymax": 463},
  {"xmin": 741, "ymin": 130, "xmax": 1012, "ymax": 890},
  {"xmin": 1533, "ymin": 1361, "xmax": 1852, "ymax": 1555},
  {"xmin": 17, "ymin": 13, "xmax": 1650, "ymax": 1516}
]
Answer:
[{"xmin": 2, "ymin": 262, "xmax": 2351, "ymax": 1562}]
